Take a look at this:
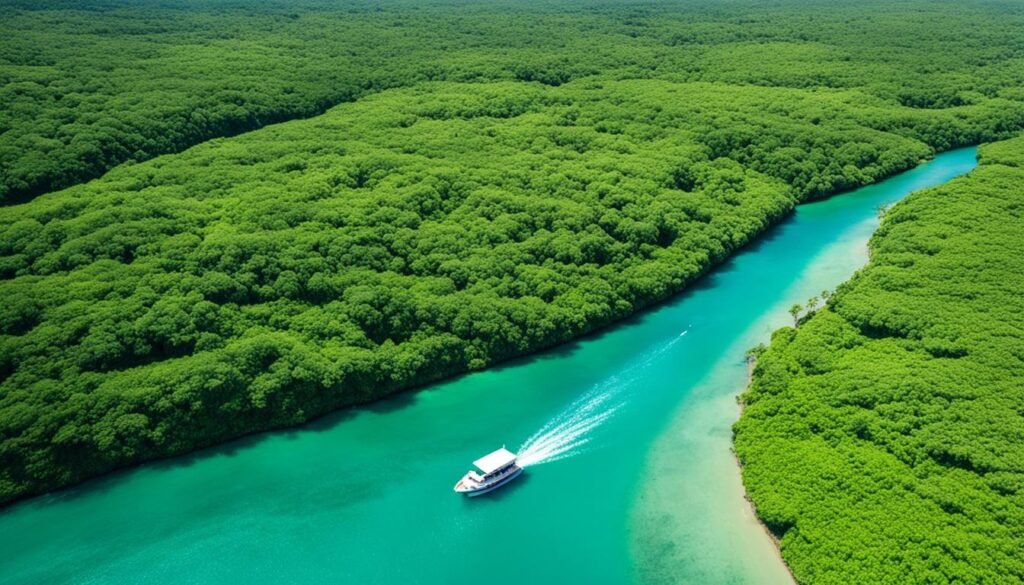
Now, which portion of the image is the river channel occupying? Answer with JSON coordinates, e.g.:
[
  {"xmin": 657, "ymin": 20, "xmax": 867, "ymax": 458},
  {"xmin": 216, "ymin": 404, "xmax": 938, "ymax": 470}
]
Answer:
[{"xmin": 0, "ymin": 147, "xmax": 978, "ymax": 585}]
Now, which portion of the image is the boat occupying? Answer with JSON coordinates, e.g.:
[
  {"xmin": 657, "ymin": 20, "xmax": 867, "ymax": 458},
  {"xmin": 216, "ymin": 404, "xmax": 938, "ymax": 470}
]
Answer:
[{"xmin": 454, "ymin": 447, "xmax": 523, "ymax": 496}]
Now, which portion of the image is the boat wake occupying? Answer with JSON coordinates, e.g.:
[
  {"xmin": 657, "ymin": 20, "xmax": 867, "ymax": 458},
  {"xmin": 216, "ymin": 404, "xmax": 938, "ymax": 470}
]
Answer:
[
  {"xmin": 516, "ymin": 379, "xmax": 624, "ymax": 467},
  {"xmin": 516, "ymin": 330, "xmax": 687, "ymax": 468}
]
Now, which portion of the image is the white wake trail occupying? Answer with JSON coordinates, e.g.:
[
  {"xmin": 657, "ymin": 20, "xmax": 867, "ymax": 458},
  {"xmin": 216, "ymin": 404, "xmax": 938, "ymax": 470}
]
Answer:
[{"xmin": 516, "ymin": 330, "xmax": 688, "ymax": 468}]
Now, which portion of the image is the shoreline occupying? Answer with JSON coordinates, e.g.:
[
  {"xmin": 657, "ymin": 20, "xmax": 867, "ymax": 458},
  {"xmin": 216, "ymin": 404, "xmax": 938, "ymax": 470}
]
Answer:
[
  {"xmin": 722, "ymin": 144, "xmax": 978, "ymax": 584},
  {"xmin": 733, "ymin": 358, "xmax": 798, "ymax": 584},
  {"xmin": 732, "ymin": 452, "xmax": 797, "ymax": 584}
]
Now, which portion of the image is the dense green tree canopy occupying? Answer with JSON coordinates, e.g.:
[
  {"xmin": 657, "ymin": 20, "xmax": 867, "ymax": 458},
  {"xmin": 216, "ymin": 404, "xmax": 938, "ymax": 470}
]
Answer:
[
  {"xmin": 3, "ymin": 0, "xmax": 1024, "ymax": 202},
  {"xmin": 735, "ymin": 136, "xmax": 1024, "ymax": 584},
  {"xmin": 3, "ymin": 0, "xmax": 1024, "ymax": 507}
]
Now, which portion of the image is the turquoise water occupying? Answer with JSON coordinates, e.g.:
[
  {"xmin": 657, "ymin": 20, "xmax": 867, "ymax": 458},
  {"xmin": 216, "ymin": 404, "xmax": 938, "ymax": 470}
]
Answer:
[{"xmin": 0, "ymin": 148, "xmax": 977, "ymax": 585}]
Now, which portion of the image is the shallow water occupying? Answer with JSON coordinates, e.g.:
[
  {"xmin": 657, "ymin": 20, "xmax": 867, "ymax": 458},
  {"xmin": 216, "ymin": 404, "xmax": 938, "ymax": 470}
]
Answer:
[{"xmin": 0, "ymin": 148, "xmax": 977, "ymax": 585}]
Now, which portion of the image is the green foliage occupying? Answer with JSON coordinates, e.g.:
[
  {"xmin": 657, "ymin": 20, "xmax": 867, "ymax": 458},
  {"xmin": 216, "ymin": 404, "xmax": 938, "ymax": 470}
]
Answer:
[
  {"xmin": 735, "ymin": 136, "xmax": 1024, "ymax": 584},
  {"xmin": 4, "ymin": 0, "xmax": 1024, "ymax": 203},
  {"xmin": 3, "ymin": 0, "xmax": 1024, "ymax": 506}
]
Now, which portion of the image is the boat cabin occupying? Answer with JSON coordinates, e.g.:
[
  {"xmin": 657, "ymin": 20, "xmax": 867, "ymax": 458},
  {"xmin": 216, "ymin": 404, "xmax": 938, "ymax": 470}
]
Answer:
[{"xmin": 472, "ymin": 447, "xmax": 517, "ymax": 479}]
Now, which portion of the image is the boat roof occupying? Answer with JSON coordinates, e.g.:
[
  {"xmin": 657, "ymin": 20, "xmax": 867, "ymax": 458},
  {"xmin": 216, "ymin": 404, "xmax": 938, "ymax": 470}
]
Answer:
[{"xmin": 473, "ymin": 447, "xmax": 517, "ymax": 474}]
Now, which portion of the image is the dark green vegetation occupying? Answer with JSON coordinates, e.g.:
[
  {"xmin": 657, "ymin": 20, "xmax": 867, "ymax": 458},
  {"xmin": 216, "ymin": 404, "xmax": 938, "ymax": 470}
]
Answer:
[
  {"xmin": 5, "ymin": 0, "xmax": 1024, "ymax": 203},
  {"xmin": 2, "ymin": 0, "xmax": 1024, "ymax": 505},
  {"xmin": 735, "ymin": 136, "xmax": 1024, "ymax": 584}
]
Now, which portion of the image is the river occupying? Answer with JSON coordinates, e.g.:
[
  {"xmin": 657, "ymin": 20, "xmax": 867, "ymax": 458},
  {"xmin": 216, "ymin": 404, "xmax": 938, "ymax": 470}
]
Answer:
[{"xmin": 0, "ymin": 147, "xmax": 977, "ymax": 585}]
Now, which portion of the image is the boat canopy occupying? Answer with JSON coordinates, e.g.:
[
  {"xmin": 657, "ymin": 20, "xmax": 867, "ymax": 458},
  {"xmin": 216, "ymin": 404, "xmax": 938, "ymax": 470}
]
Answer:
[{"xmin": 473, "ymin": 447, "xmax": 517, "ymax": 474}]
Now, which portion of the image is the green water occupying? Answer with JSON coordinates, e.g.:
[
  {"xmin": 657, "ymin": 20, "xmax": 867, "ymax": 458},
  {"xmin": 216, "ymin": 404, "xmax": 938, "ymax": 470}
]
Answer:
[{"xmin": 0, "ymin": 148, "xmax": 977, "ymax": 585}]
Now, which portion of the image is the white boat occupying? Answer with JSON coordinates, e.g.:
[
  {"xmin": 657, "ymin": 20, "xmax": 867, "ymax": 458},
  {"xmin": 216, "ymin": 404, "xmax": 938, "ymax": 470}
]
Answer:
[{"xmin": 454, "ymin": 447, "xmax": 523, "ymax": 496}]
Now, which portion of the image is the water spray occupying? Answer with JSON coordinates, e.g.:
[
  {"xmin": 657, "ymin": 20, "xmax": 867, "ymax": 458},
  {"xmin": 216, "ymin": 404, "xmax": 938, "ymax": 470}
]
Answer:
[{"xmin": 516, "ymin": 329, "xmax": 688, "ymax": 468}]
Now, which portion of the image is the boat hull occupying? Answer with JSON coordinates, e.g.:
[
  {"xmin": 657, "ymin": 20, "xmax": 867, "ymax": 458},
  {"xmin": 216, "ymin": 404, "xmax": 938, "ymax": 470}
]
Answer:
[{"xmin": 456, "ymin": 466, "xmax": 523, "ymax": 496}]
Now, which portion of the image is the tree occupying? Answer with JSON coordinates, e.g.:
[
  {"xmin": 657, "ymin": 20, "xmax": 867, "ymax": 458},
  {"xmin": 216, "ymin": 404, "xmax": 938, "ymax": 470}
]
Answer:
[{"xmin": 789, "ymin": 303, "xmax": 803, "ymax": 326}]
